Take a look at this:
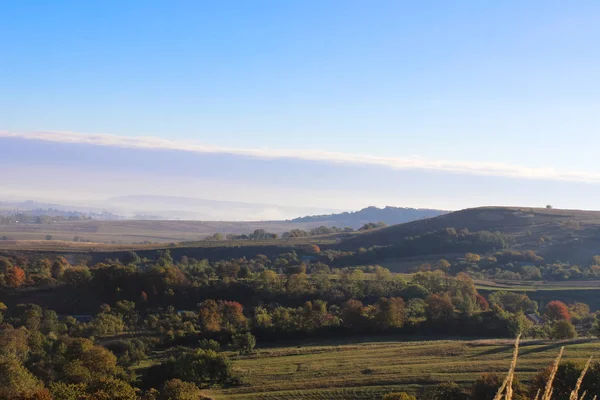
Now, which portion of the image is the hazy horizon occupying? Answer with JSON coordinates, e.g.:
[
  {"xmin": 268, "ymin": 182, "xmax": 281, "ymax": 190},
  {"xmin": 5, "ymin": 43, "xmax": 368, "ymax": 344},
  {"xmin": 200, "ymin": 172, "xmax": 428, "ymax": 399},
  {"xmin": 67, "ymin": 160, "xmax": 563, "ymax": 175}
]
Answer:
[{"xmin": 3, "ymin": 131, "xmax": 600, "ymax": 215}]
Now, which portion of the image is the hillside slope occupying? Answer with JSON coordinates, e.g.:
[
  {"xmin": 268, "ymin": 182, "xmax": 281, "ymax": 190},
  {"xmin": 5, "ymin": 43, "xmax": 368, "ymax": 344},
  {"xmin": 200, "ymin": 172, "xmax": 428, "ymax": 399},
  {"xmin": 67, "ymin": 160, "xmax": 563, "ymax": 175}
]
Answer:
[
  {"xmin": 291, "ymin": 206, "xmax": 446, "ymax": 228},
  {"xmin": 337, "ymin": 206, "xmax": 600, "ymax": 263}
]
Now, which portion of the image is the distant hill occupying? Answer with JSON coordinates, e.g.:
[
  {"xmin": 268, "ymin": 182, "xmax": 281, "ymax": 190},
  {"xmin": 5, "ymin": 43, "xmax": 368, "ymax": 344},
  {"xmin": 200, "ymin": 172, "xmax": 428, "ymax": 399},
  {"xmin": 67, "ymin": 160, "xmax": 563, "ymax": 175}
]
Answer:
[
  {"xmin": 0, "ymin": 196, "xmax": 341, "ymax": 222},
  {"xmin": 290, "ymin": 206, "xmax": 447, "ymax": 229},
  {"xmin": 337, "ymin": 206, "xmax": 600, "ymax": 264},
  {"xmin": 105, "ymin": 195, "xmax": 340, "ymax": 221}
]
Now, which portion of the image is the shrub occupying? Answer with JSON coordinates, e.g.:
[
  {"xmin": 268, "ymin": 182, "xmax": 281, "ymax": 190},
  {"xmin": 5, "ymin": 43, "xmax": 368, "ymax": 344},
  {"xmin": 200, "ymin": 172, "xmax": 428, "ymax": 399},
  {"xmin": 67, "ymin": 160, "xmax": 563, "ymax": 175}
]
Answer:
[
  {"xmin": 143, "ymin": 349, "xmax": 235, "ymax": 389},
  {"xmin": 550, "ymin": 320, "xmax": 577, "ymax": 340},
  {"xmin": 230, "ymin": 332, "xmax": 256, "ymax": 354}
]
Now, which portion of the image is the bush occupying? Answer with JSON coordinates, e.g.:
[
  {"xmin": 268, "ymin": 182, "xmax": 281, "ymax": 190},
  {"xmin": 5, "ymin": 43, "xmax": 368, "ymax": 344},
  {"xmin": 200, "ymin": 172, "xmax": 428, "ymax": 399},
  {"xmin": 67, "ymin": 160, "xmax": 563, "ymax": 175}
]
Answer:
[
  {"xmin": 230, "ymin": 332, "xmax": 256, "ymax": 354},
  {"xmin": 550, "ymin": 320, "xmax": 577, "ymax": 340},
  {"xmin": 198, "ymin": 338, "xmax": 221, "ymax": 352},
  {"xmin": 143, "ymin": 349, "xmax": 235, "ymax": 389}
]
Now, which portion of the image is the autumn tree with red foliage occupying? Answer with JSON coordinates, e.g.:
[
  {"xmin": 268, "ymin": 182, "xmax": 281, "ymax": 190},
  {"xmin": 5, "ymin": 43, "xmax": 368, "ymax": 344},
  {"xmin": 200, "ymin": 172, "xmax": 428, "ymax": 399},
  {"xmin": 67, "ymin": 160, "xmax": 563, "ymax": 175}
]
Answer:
[
  {"xmin": 5, "ymin": 266, "xmax": 26, "ymax": 288},
  {"xmin": 476, "ymin": 294, "xmax": 490, "ymax": 311},
  {"xmin": 544, "ymin": 300, "xmax": 571, "ymax": 321}
]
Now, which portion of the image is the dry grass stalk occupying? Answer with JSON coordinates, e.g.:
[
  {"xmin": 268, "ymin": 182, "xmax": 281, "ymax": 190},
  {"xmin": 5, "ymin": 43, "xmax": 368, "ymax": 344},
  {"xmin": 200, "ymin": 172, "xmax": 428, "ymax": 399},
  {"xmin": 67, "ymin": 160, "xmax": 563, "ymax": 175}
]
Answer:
[
  {"xmin": 505, "ymin": 334, "xmax": 522, "ymax": 400},
  {"xmin": 493, "ymin": 334, "xmax": 521, "ymax": 400},
  {"xmin": 578, "ymin": 390, "xmax": 587, "ymax": 400},
  {"xmin": 541, "ymin": 346, "xmax": 564, "ymax": 400},
  {"xmin": 533, "ymin": 388, "xmax": 540, "ymax": 400},
  {"xmin": 569, "ymin": 356, "xmax": 593, "ymax": 400}
]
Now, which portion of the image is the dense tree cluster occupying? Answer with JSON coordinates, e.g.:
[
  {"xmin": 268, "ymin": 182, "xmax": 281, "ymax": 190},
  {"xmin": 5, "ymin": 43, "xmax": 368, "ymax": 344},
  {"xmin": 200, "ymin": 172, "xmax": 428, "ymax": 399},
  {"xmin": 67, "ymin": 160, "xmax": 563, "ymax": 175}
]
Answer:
[
  {"xmin": 437, "ymin": 250, "xmax": 600, "ymax": 281},
  {"xmin": 338, "ymin": 228, "xmax": 511, "ymax": 265}
]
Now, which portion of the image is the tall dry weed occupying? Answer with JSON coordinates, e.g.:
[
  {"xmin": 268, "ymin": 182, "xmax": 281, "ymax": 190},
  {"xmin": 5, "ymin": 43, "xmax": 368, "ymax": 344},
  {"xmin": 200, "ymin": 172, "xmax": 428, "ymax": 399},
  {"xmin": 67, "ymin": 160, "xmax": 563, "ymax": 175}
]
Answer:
[
  {"xmin": 569, "ymin": 356, "xmax": 592, "ymax": 400},
  {"xmin": 490, "ymin": 339, "xmax": 597, "ymax": 400},
  {"xmin": 541, "ymin": 347, "xmax": 564, "ymax": 400},
  {"xmin": 493, "ymin": 334, "xmax": 520, "ymax": 400}
]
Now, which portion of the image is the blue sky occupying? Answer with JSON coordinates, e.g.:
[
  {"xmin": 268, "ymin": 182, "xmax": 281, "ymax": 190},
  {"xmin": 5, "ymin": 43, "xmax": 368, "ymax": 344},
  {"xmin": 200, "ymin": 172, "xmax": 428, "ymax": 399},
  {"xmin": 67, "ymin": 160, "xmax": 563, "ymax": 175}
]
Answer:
[{"xmin": 2, "ymin": 1, "xmax": 600, "ymax": 212}]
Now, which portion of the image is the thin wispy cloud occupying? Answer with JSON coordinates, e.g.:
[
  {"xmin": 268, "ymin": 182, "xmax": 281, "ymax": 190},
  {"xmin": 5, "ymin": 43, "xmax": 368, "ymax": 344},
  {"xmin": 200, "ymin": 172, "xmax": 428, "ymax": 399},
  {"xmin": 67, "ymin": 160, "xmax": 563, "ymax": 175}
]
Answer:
[{"xmin": 1, "ymin": 130, "xmax": 598, "ymax": 184}]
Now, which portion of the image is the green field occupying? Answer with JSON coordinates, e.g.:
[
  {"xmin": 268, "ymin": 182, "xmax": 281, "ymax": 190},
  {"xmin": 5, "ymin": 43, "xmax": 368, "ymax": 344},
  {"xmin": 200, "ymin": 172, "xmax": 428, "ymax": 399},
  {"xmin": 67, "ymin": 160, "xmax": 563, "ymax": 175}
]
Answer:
[{"xmin": 204, "ymin": 338, "xmax": 600, "ymax": 399}]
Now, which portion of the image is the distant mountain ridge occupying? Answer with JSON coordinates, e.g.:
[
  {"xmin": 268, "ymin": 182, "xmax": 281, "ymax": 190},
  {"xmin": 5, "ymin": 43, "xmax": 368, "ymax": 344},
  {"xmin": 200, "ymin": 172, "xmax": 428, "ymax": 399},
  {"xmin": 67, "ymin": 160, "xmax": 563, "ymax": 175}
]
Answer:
[{"xmin": 290, "ymin": 206, "xmax": 448, "ymax": 228}]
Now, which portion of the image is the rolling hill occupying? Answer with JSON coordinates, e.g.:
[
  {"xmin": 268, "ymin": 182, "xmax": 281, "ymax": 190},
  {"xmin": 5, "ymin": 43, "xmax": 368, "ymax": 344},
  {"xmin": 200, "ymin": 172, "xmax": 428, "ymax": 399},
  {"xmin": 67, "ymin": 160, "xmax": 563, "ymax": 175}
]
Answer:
[
  {"xmin": 290, "ymin": 206, "xmax": 447, "ymax": 228},
  {"xmin": 336, "ymin": 206, "xmax": 600, "ymax": 264}
]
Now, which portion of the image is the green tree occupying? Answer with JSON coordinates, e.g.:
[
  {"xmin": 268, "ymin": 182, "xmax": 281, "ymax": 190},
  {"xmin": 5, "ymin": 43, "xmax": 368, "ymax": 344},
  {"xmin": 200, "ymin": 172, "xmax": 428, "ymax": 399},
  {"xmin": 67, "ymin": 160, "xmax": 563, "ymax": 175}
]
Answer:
[
  {"xmin": 115, "ymin": 300, "xmax": 138, "ymax": 327},
  {"xmin": 230, "ymin": 332, "xmax": 256, "ymax": 355},
  {"xmin": 550, "ymin": 320, "xmax": 577, "ymax": 340},
  {"xmin": 11, "ymin": 303, "xmax": 43, "ymax": 331},
  {"xmin": 506, "ymin": 312, "xmax": 534, "ymax": 338},
  {"xmin": 0, "ymin": 357, "xmax": 44, "ymax": 399},
  {"xmin": 87, "ymin": 377, "xmax": 137, "ymax": 400},
  {"xmin": 156, "ymin": 250, "xmax": 173, "ymax": 267},
  {"xmin": 61, "ymin": 338, "xmax": 125, "ymax": 384},
  {"xmin": 172, "ymin": 349, "xmax": 234, "ymax": 386},
  {"xmin": 90, "ymin": 312, "xmax": 125, "ymax": 336},
  {"xmin": 145, "ymin": 349, "xmax": 235, "ymax": 389},
  {"xmin": 63, "ymin": 267, "xmax": 92, "ymax": 287},
  {"xmin": 488, "ymin": 291, "xmax": 537, "ymax": 314},
  {"xmin": 49, "ymin": 382, "xmax": 88, "ymax": 400},
  {"xmin": 0, "ymin": 325, "xmax": 30, "ymax": 361},
  {"xmin": 253, "ymin": 306, "xmax": 273, "ymax": 329},
  {"xmin": 121, "ymin": 251, "xmax": 141, "ymax": 265}
]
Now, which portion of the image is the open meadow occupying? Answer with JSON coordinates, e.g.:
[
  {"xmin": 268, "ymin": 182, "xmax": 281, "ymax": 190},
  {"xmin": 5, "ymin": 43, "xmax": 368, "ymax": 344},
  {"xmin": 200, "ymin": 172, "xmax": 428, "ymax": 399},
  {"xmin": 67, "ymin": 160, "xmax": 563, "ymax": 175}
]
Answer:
[
  {"xmin": 0, "ymin": 219, "xmax": 330, "ymax": 244},
  {"xmin": 204, "ymin": 338, "xmax": 600, "ymax": 399}
]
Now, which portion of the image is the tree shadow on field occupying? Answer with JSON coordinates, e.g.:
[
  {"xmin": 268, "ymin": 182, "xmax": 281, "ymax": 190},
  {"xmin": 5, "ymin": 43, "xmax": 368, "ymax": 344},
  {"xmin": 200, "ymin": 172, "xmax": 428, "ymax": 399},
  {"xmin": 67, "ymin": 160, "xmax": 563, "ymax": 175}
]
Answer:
[
  {"xmin": 519, "ymin": 342, "xmax": 573, "ymax": 357},
  {"xmin": 467, "ymin": 340, "xmax": 563, "ymax": 359},
  {"xmin": 468, "ymin": 345, "xmax": 513, "ymax": 358}
]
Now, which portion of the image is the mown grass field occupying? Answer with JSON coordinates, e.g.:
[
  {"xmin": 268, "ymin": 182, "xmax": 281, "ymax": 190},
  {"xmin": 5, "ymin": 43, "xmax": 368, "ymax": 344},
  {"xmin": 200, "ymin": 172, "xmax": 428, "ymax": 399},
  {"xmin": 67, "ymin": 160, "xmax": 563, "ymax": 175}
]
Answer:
[{"xmin": 204, "ymin": 338, "xmax": 600, "ymax": 400}]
